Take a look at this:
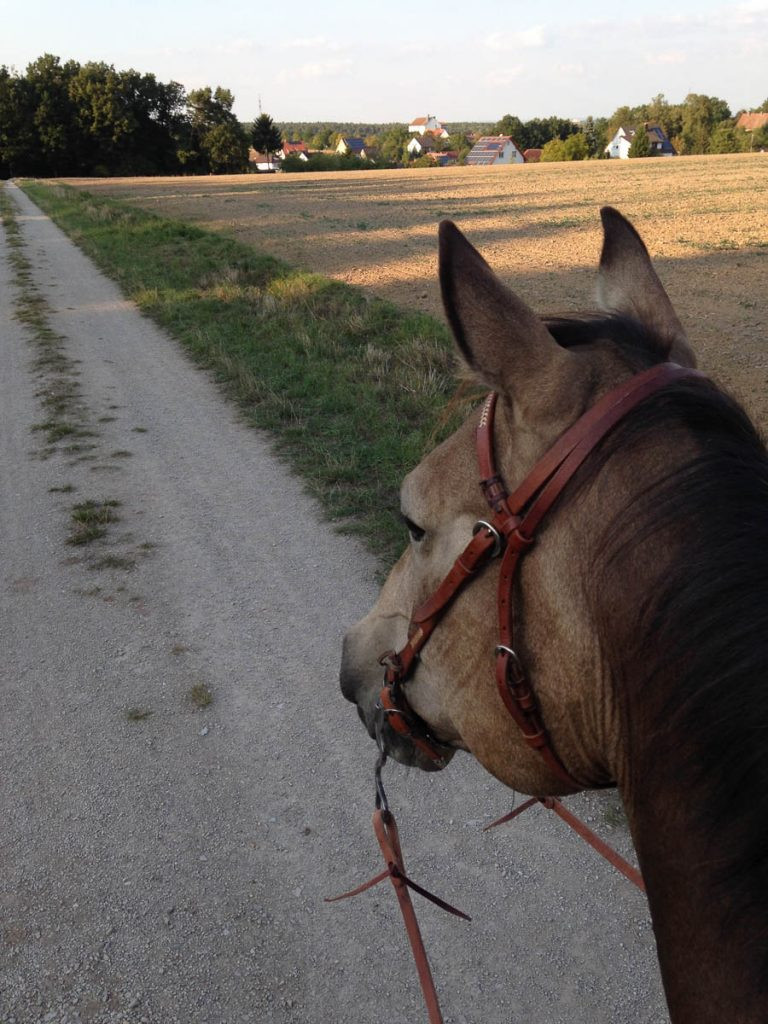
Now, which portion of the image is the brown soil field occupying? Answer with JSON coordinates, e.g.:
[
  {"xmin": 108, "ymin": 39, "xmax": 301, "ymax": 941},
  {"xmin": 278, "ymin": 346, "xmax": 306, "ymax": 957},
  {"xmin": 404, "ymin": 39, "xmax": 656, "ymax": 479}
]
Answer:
[{"xmin": 64, "ymin": 154, "xmax": 767, "ymax": 424}]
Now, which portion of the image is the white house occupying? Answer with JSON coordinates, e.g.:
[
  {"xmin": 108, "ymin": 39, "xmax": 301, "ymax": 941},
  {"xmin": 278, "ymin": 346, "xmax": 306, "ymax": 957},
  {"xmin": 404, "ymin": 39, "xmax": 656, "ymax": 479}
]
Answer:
[
  {"xmin": 407, "ymin": 134, "xmax": 441, "ymax": 156},
  {"xmin": 465, "ymin": 136, "xmax": 524, "ymax": 166},
  {"xmin": 248, "ymin": 147, "xmax": 280, "ymax": 172},
  {"xmin": 336, "ymin": 137, "xmax": 368, "ymax": 157},
  {"xmin": 605, "ymin": 124, "xmax": 676, "ymax": 159},
  {"xmin": 408, "ymin": 115, "xmax": 449, "ymax": 138}
]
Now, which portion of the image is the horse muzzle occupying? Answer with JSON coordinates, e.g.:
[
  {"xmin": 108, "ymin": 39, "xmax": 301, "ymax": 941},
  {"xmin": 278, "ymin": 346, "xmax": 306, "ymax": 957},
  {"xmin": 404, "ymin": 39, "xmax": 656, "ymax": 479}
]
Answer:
[{"xmin": 339, "ymin": 644, "xmax": 454, "ymax": 772}]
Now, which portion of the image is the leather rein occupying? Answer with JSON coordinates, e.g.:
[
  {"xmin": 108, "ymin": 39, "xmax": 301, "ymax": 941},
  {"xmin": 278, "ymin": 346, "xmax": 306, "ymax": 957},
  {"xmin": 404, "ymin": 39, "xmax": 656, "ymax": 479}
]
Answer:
[{"xmin": 377, "ymin": 361, "xmax": 703, "ymax": 789}]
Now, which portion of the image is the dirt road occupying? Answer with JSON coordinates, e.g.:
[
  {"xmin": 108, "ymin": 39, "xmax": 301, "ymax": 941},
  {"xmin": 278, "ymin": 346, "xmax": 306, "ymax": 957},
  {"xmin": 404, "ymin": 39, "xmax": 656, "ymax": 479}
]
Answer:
[{"xmin": 1, "ymin": 181, "xmax": 668, "ymax": 1024}]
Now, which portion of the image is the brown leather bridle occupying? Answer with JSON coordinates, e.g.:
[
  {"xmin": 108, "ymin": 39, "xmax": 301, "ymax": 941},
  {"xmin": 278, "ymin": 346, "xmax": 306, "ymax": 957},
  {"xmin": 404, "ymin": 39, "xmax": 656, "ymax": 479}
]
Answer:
[{"xmin": 377, "ymin": 361, "xmax": 704, "ymax": 790}]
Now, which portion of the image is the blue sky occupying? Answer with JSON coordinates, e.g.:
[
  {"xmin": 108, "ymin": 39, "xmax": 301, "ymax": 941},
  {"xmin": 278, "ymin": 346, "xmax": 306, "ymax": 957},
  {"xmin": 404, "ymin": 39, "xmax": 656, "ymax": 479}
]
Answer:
[{"xmin": 2, "ymin": 0, "xmax": 765, "ymax": 122}]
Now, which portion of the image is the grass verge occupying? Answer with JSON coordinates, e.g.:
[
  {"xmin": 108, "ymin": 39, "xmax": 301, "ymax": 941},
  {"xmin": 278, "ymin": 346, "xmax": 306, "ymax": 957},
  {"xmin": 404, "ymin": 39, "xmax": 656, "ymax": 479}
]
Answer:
[{"xmin": 18, "ymin": 181, "xmax": 474, "ymax": 566}]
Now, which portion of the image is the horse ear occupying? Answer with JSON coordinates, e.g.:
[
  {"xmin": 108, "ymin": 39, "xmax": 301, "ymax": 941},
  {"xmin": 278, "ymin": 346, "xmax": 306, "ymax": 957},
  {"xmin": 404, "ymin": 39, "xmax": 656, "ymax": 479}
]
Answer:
[
  {"xmin": 439, "ymin": 220, "xmax": 572, "ymax": 393},
  {"xmin": 597, "ymin": 207, "xmax": 696, "ymax": 366}
]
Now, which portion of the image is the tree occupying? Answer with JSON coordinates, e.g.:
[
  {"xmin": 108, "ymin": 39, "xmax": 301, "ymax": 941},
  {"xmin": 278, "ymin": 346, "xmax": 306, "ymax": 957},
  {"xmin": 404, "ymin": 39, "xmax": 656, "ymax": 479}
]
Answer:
[
  {"xmin": 563, "ymin": 132, "xmax": 589, "ymax": 160},
  {"xmin": 310, "ymin": 128, "xmax": 333, "ymax": 149},
  {"xmin": 540, "ymin": 138, "xmax": 567, "ymax": 162},
  {"xmin": 0, "ymin": 66, "xmax": 37, "ymax": 176},
  {"xmin": 377, "ymin": 124, "xmax": 410, "ymax": 166},
  {"xmin": 446, "ymin": 131, "xmax": 472, "ymax": 162},
  {"xmin": 708, "ymin": 120, "xmax": 742, "ymax": 154},
  {"xmin": 25, "ymin": 54, "xmax": 80, "ymax": 174},
  {"xmin": 185, "ymin": 86, "xmax": 245, "ymax": 173},
  {"xmin": 492, "ymin": 113, "xmax": 525, "ymax": 143},
  {"xmin": 677, "ymin": 93, "xmax": 732, "ymax": 154},
  {"xmin": 251, "ymin": 113, "xmax": 282, "ymax": 162},
  {"xmin": 582, "ymin": 116, "xmax": 605, "ymax": 158},
  {"xmin": 203, "ymin": 123, "xmax": 247, "ymax": 172},
  {"xmin": 628, "ymin": 125, "xmax": 652, "ymax": 158}
]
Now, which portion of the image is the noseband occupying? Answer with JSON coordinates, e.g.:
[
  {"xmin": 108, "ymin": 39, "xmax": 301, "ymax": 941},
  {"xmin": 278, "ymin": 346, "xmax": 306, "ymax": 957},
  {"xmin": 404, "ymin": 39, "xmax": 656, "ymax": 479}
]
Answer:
[{"xmin": 378, "ymin": 361, "xmax": 703, "ymax": 789}]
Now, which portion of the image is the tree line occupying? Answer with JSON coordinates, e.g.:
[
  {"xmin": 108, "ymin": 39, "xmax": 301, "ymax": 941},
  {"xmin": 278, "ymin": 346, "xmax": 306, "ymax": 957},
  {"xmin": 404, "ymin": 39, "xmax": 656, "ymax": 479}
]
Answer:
[
  {"xmin": 0, "ymin": 54, "xmax": 255, "ymax": 177},
  {"xmin": 279, "ymin": 93, "xmax": 767, "ymax": 169},
  {"xmin": 495, "ymin": 93, "xmax": 768, "ymax": 162},
  {"xmin": 2, "ymin": 55, "xmax": 766, "ymax": 178}
]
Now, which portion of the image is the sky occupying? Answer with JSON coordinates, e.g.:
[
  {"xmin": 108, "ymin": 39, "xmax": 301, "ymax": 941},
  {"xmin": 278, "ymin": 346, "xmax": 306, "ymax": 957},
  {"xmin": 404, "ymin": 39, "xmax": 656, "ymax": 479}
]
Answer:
[{"xmin": 2, "ymin": 0, "xmax": 766, "ymax": 123}]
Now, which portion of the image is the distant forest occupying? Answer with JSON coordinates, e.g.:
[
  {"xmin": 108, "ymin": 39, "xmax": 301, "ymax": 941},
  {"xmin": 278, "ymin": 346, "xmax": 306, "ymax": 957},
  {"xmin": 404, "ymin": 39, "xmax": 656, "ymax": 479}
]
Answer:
[
  {"xmin": 277, "ymin": 122, "xmax": 494, "ymax": 140},
  {"xmin": 1, "ymin": 53, "xmax": 765, "ymax": 178}
]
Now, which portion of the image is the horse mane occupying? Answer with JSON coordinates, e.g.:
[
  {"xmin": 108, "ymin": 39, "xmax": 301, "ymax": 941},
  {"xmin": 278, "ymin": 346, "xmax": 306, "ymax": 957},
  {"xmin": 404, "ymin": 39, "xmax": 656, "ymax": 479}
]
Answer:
[{"xmin": 546, "ymin": 312, "xmax": 768, "ymax": 959}]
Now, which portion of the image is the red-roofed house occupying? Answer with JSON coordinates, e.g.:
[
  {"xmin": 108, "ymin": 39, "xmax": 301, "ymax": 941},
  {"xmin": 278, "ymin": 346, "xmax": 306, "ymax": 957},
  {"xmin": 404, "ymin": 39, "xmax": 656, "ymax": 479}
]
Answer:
[
  {"xmin": 736, "ymin": 112, "xmax": 768, "ymax": 133},
  {"xmin": 279, "ymin": 141, "xmax": 309, "ymax": 161},
  {"xmin": 408, "ymin": 115, "xmax": 449, "ymax": 138},
  {"xmin": 523, "ymin": 148, "xmax": 542, "ymax": 163}
]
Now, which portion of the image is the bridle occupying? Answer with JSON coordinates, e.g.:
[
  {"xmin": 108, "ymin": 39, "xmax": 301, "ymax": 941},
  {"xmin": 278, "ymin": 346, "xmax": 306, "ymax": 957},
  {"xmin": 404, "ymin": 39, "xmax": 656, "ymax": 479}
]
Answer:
[{"xmin": 377, "ymin": 361, "xmax": 704, "ymax": 790}]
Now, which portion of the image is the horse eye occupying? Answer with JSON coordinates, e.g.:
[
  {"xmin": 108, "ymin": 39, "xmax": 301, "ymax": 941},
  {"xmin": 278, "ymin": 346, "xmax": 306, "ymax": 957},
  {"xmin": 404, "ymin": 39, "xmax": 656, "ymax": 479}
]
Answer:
[{"xmin": 400, "ymin": 513, "xmax": 426, "ymax": 543}]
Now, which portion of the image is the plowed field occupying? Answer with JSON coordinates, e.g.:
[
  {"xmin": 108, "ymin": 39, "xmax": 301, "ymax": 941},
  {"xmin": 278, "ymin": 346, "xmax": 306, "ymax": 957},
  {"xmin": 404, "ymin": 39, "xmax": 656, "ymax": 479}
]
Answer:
[{"xmin": 65, "ymin": 154, "xmax": 767, "ymax": 423}]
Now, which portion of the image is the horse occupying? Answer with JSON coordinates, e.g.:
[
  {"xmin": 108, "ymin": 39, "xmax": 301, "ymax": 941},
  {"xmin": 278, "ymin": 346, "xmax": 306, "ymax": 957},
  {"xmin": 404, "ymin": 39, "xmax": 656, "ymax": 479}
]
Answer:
[{"xmin": 339, "ymin": 208, "xmax": 768, "ymax": 1023}]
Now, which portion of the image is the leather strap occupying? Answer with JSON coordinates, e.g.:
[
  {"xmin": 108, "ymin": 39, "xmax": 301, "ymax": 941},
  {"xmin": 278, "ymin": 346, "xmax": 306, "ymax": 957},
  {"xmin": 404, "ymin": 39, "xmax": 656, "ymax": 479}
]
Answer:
[
  {"xmin": 485, "ymin": 797, "xmax": 646, "ymax": 892},
  {"xmin": 325, "ymin": 809, "xmax": 470, "ymax": 1024},
  {"xmin": 478, "ymin": 363, "xmax": 704, "ymax": 789}
]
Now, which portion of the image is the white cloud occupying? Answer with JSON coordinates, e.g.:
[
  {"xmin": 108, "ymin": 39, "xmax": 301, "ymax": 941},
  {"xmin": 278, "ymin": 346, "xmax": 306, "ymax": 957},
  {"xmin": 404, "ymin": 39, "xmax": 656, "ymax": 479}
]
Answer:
[
  {"xmin": 278, "ymin": 59, "xmax": 353, "ymax": 83},
  {"xmin": 646, "ymin": 51, "xmax": 687, "ymax": 65},
  {"xmin": 214, "ymin": 39, "xmax": 261, "ymax": 56},
  {"xmin": 485, "ymin": 66, "xmax": 525, "ymax": 87},
  {"xmin": 485, "ymin": 26, "xmax": 548, "ymax": 51},
  {"xmin": 555, "ymin": 63, "xmax": 585, "ymax": 77},
  {"xmin": 719, "ymin": 1, "xmax": 768, "ymax": 27},
  {"xmin": 283, "ymin": 35, "xmax": 343, "ymax": 51}
]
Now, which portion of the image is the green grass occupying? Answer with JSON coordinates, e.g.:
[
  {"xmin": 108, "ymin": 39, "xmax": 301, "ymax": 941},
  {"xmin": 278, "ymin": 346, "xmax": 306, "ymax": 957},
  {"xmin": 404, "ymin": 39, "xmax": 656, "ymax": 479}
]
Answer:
[
  {"xmin": 188, "ymin": 683, "xmax": 213, "ymax": 709},
  {"xmin": 19, "ymin": 181, "xmax": 474, "ymax": 566},
  {"xmin": 90, "ymin": 554, "xmax": 136, "ymax": 571},
  {"xmin": 1, "ymin": 185, "xmax": 91, "ymax": 447},
  {"xmin": 67, "ymin": 498, "xmax": 120, "ymax": 545},
  {"xmin": 125, "ymin": 707, "xmax": 152, "ymax": 721}
]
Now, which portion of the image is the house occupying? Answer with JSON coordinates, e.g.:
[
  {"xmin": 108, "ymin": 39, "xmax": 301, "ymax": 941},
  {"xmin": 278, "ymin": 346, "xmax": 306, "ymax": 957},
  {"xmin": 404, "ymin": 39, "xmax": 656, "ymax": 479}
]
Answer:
[
  {"xmin": 248, "ymin": 147, "xmax": 280, "ymax": 172},
  {"xmin": 465, "ymin": 136, "xmax": 524, "ymax": 166},
  {"xmin": 605, "ymin": 123, "xmax": 676, "ymax": 159},
  {"xmin": 430, "ymin": 151, "xmax": 458, "ymax": 167},
  {"xmin": 736, "ymin": 112, "xmax": 768, "ymax": 133},
  {"xmin": 523, "ymin": 148, "xmax": 542, "ymax": 163},
  {"xmin": 336, "ymin": 137, "xmax": 369, "ymax": 158},
  {"xmin": 279, "ymin": 141, "xmax": 309, "ymax": 161},
  {"xmin": 408, "ymin": 115, "xmax": 450, "ymax": 138},
  {"xmin": 407, "ymin": 134, "xmax": 441, "ymax": 157}
]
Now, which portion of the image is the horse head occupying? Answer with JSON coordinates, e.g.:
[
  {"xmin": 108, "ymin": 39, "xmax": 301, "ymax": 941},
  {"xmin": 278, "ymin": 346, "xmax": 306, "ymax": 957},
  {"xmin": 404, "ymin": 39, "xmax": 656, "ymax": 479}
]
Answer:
[{"xmin": 341, "ymin": 207, "xmax": 696, "ymax": 792}]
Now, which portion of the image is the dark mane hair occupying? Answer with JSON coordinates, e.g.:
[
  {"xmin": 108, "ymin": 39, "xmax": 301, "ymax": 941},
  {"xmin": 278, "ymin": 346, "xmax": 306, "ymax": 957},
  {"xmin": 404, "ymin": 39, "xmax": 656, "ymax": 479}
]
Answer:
[{"xmin": 549, "ymin": 313, "xmax": 768, "ymax": 966}]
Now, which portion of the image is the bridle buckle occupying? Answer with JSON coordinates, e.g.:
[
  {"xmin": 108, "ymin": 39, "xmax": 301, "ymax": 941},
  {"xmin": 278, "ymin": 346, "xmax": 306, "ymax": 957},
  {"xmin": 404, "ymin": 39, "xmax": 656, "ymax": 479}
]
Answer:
[{"xmin": 472, "ymin": 519, "xmax": 503, "ymax": 558}]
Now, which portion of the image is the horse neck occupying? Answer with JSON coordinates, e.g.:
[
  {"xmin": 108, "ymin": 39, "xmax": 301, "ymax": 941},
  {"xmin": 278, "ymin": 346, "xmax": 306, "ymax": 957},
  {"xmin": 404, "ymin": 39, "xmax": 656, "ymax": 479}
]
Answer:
[
  {"xmin": 613, "ymin": 657, "xmax": 768, "ymax": 1024},
  {"xmin": 573, "ymin": 398, "xmax": 768, "ymax": 1023}
]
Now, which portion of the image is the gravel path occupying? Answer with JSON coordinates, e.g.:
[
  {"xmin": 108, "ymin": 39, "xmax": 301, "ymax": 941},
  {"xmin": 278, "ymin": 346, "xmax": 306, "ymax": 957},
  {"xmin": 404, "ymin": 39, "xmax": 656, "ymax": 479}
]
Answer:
[{"xmin": 1, "ymin": 181, "xmax": 668, "ymax": 1024}]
